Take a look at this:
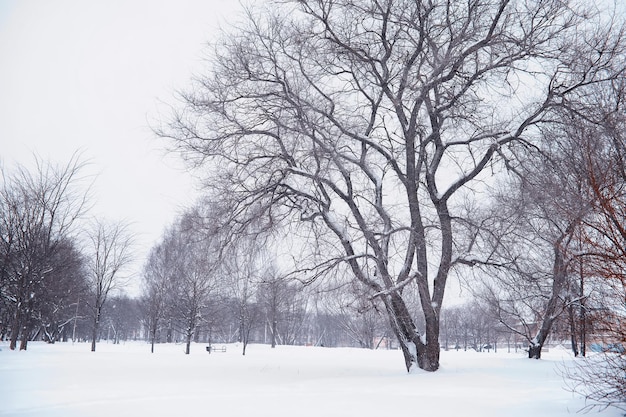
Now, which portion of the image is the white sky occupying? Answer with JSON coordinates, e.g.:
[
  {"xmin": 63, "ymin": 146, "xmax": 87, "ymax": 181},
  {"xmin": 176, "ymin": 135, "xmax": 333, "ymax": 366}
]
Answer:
[{"xmin": 0, "ymin": 0, "xmax": 242, "ymax": 294}]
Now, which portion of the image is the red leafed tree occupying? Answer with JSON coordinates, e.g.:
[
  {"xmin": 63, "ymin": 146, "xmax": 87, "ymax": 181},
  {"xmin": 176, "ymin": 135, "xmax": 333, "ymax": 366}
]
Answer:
[{"xmin": 567, "ymin": 85, "xmax": 626, "ymax": 412}]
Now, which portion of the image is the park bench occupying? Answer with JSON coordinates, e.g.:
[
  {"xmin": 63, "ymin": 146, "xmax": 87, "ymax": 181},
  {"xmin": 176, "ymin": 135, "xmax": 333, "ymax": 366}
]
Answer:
[{"xmin": 206, "ymin": 345, "xmax": 227, "ymax": 353}]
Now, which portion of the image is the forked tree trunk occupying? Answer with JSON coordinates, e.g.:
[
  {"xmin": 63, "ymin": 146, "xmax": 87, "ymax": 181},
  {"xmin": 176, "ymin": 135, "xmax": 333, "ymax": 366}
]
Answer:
[
  {"xmin": 384, "ymin": 293, "xmax": 440, "ymax": 372},
  {"xmin": 528, "ymin": 344, "xmax": 542, "ymax": 359}
]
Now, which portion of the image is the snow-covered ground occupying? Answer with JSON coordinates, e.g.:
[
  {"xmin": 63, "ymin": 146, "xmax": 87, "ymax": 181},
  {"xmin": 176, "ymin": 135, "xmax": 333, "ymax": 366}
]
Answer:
[{"xmin": 0, "ymin": 341, "xmax": 621, "ymax": 417}]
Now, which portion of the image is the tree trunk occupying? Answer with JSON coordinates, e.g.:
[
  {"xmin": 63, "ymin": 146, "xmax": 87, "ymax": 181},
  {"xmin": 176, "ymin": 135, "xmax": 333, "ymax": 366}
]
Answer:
[
  {"xmin": 579, "ymin": 267, "xmax": 586, "ymax": 357},
  {"xmin": 384, "ymin": 293, "xmax": 439, "ymax": 372},
  {"xmin": 19, "ymin": 325, "xmax": 29, "ymax": 351},
  {"xmin": 91, "ymin": 309, "xmax": 100, "ymax": 352},
  {"xmin": 9, "ymin": 318, "xmax": 20, "ymax": 350},
  {"xmin": 418, "ymin": 318, "xmax": 440, "ymax": 372},
  {"xmin": 568, "ymin": 302, "xmax": 579, "ymax": 357},
  {"xmin": 528, "ymin": 344, "xmax": 542, "ymax": 359},
  {"xmin": 580, "ymin": 306, "xmax": 586, "ymax": 357},
  {"xmin": 185, "ymin": 333, "xmax": 191, "ymax": 355},
  {"xmin": 528, "ymin": 243, "xmax": 568, "ymax": 360},
  {"xmin": 271, "ymin": 319, "xmax": 277, "ymax": 348},
  {"xmin": 150, "ymin": 323, "xmax": 157, "ymax": 353}
]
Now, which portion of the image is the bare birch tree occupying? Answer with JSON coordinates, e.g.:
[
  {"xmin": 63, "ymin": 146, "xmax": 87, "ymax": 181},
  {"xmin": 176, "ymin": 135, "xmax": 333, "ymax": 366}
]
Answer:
[{"xmin": 162, "ymin": 0, "xmax": 625, "ymax": 371}]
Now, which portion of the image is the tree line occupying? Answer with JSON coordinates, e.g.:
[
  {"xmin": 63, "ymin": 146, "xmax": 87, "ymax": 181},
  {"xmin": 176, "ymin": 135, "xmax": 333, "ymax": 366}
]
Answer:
[{"xmin": 0, "ymin": 154, "xmax": 134, "ymax": 352}]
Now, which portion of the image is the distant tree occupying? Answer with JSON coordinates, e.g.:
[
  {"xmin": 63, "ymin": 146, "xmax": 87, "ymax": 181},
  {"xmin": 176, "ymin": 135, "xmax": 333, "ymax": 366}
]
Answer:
[
  {"xmin": 163, "ymin": 0, "xmax": 626, "ymax": 371},
  {"xmin": 257, "ymin": 265, "xmax": 284, "ymax": 348},
  {"xmin": 309, "ymin": 310, "xmax": 342, "ymax": 347},
  {"xmin": 141, "ymin": 233, "xmax": 174, "ymax": 353},
  {"xmin": 440, "ymin": 306, "xmax": 464, "ymax": 350},
  {"xmin": 256, "ymin": 262, "xmax": 311, "ymax": 347},
  {"xmin": 0, "ymin": 154, "xmax": 90, "ymax": 350},
  {"xmin": 316, "ymin": 282, "xmax": 386, "ymax": 349},
  {"xmin": 166, "ymin": 211, "xmax": 221, "ymax": 355},
  {"xmin": 222, "ymin": 243, "xmax": 265, "ymax": 355},
  {"xmin": 278, "ymin": 285, "xmax": 309, "ymax": 346},
  {"xmin": 102, "ymin": 295, "xmax": 141, "ymax": 344},
  {"xmin": 457, "ymin": 302, "xmax": 499, "ymax": 351},
  {"xmin": 85, "ymin": 219, "xmax": 134, "ymax": 352},
  {"xmin": 37, "ymin": 239, "xmax": 89, "ymax": 343}
]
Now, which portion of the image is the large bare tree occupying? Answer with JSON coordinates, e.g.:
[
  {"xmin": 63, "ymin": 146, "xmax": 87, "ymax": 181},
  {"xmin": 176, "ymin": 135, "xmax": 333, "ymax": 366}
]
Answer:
[
  {"xmin": 163, "ymin": 0, "xmax": 625, "ymax": 371},
  {"xmin": 0, "ymin": 154, "xmax": 90, "ymax": 350}
]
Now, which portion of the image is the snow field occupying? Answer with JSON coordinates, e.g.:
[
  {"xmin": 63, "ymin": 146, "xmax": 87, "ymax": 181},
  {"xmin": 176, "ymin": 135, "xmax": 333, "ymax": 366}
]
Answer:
[{"xmin": 0, "ymin": 341, "xmax": 621, "ymax": 417}]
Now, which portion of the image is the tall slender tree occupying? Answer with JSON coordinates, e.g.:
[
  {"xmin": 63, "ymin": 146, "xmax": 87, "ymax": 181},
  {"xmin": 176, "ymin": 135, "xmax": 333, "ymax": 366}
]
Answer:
[
  {"xmin": 167, "ymin": 211, "xmax": 221, "ymax": 355},
  {"xmin": 141, "ymin": 236, "xmax": 172, "ymax": 353},
  {"xmin": 86, "ymin": 219, "xmax": 134, "ymax": 352}
]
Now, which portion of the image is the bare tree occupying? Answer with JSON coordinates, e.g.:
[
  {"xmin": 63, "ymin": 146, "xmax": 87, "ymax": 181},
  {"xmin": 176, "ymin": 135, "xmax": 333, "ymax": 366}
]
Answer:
[
  {"xmin": 85, "ymin": 219, "xmax": 134, "ymax": 352},
  {"xmin": 167, "ymin": 211, "xmax": 221, "ymax": 355},
  {"xmin": 141, "ymin": 233, "xmax": 173, "ymax": 353},
  {"xmin": 439, "ymin": 304, "xmax": 503, "ymax": 352},
  {"xmin": 0, "ymin": 154, "xmax": 90, "ymax": 350},
  {"xmin": 258, "ymin": 271, "xmax": 310, "ymax": 346},
  {"xmin": 163, "ymin": 0, "xmax": 625, "ymax": 371},
  {"xmin": 562, "ymin": 81, "xmax": 626, "ymax": 412},
  {"xmin": 37, "ymin": 238, "xmax": 89, "ymax": 343},
  {"xmin": 257, "ymin": 264, "xmax": 285, "ymax": 348},
  {"xmin": 316, "ymin": 282, "xmax": 387, "ymax": 349},
  {"xmin": 475, "ymin": 143, "xmax": 593, "ymax": 358},
  {"xmin": 221, "ymin": 242, "xmax": 265, "ymax": 355},
  {"xmin": 472, "ymin": 69, "xmax": 626, "ymax": 359},
  {"xmin": 279, "ymin": 286, "xmax": 309, "ymax": 346},
  {"xmin": 101, "ymin": 295, "xmax": 141, "ymax": 344}
]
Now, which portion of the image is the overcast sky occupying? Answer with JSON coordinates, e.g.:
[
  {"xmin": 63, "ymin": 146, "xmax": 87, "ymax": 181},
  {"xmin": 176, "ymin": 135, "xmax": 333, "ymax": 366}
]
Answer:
[{"xmin": 0, "ymin": 0, "xmax": 242, "ymax": 294}]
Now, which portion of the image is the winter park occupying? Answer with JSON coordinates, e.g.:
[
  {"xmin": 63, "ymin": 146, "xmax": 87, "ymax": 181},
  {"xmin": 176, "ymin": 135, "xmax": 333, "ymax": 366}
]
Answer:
[
  {"xmin": 0, "ymin": 340, "xmax": 622, "ymax": 417},
  {"xmin": 1, "ymin": 0, "xmax": 625, "ymax": 416}
]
